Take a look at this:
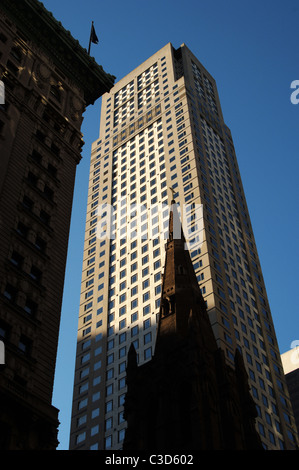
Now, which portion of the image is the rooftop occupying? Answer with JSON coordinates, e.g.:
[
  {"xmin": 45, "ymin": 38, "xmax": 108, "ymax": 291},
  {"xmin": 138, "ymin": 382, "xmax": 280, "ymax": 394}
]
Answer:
[{"xmin": 0, "ymin": 0, "xmax": 115, "ymax": 105}]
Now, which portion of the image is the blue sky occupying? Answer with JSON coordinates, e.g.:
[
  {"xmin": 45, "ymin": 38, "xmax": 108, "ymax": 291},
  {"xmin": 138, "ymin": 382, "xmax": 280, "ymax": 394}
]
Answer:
[{"xmin": 40, "ymin": 0, "xmax": 299, "ymax": 449}]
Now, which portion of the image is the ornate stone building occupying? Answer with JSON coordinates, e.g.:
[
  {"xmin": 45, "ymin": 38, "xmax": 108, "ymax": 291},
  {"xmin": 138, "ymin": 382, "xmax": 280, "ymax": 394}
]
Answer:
[
  {"xmin": 0, "ymin": 0, "xmax": 114, "ymax": 449},
  {"xmin": 123, "ymin": 202, "xmax": 263, "ymax": 450}
]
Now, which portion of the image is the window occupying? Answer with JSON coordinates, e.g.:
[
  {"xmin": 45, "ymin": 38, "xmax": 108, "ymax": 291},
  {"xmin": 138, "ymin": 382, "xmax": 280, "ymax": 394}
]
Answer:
[
  {"xmin": 119, "ymin": 377, "xmax": 126, "ymax": 390},
  {"xmin": 118, "ymin": 411, "xmax": 125, "ymax": 424},
  {"xmin": 35, "ymin": 236, "xmax": 46, "ymax": 252},
  {"xmin": 105, "ymin": 400, "xmax": 113, "ymax": 413},
  {"xmin": 119, "ymin": 394, "xmax": 126, "ymax": 406},
  {"xmin": 155, "ymin": 285, "xmax": 161, "ymax": 296},
  {"xmin": 16, "ymin": 222, "xmax": 29, "ymax": 238},
  {"xmin": 105, "ymin": 418, "xmax": 113, "ymax": 431},
  {"xmin": 22, "ymin": 195, "xmax": 33, "ymax": 210},
  {"xmin": 91, "ymin": 425, "xmax": 99, "ymax": 436},
  {"xmin": 105, "ymin": 436, "xmax": 112, "ymax": 449},
  {"xmin": 119, "ymin": 332, "xmax": 126, "ymax": 344},
  {"xmin": 120, "ymin": 269, "xmax": 126, "ymax": 279},
  {"xmin": 0, "ymin": 321, "xmax": 9, "ymax": 340},
  {"xmin": 79, "ymin": 382, "xmax": 88, "ymax": 394},
  {"xmin": 83, "ymin": 326, "xmax": 91, "ymax": 337},
  {"xmin": 154, "ymin": 260, "xmax": 161, "ymax": 269},
  {"xmin": 84, "ymin": 301, "xmax": 93, "ymax": 312},
  {"xmin": 131, "ymin": 325, "xmax": 139, "ymax": 337},
  {"xmin": 119, "ymin": 306, "xmax": 126, "ymax": 316},
  {"xmin": 142, "ymin": 255, "xmax": 149, "ymax": 265},
  {"xmin": 119, "ymin": 346, "xmax": 126, "ymax": 359},
  {"xmin": 44, "ymin": 185, "xmax": 54, "ymax": 201},
  {"xmin": 142, "ymin": 267, "xmax": 149, "ymax": 277},
  {"xmin": 81, "ymin": 352, "xmax": 90, "ymax": 364},
  {"xmin": 10, "ymin": 251, "xmax": 24, "ymax": 268},
  {"xmin": 24, "ymin": 298, "xmax": 37, "ymax": 316},
  {"xmin": 120, "ymin": 281, "xmax": 126, "ymax": 291},
  {"xmin": 80, "ymin": 368, "xmax": 89, "ymax": 379},
  {"xmin": 131, "ymin": 312, "xmax": 138, "ymax": 323},
  {"xmin": 30, "ymin": 265, "xmax": 42, "ymax": 283},
  {"xmin": 18, "ymin": 335, "xmax": 31, "ymax": 356},
  {"xmin": 144, "ymin": 332, "xmax": 152, "ymax": 344},
  {"xmin": 77, "ymin": 415, "xmax": 87, "ymax": 426},
  {"xmin": 258, "ymin": 422, "xmax": 265, "ymax": 437},
  {"xmin": 47, "ymin": 163, "xmax": 57, "ymax": 178},
  {"xmin": 76, "ymin": 432, "xmax": 86, "ymax": 444},
  {"xmin": 118, "ymin": 429, "xmax": 126, "ymax": 443},
  {"xmin": 40, "ymin": 210, "xmax": 50, "ymax": 225},
  {"xmin": 4, "ymin": 284, "xmax": 17, "ymax": 302},
  {"xmin": 143, "ymin": 305, "xmax": 150, "ymax": 316},
  {"xmin": 131, "ymin": 285, "xmax": 138, "ymax": 296},
  {"xmin": 144, "ymin": 347, "xmax": 152, "ymax": 360}
]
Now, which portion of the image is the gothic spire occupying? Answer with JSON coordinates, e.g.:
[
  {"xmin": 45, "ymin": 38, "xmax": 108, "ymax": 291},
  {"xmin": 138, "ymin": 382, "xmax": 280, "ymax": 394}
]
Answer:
[{"xmin": 154, "ymin": 199, "xmax": 214, "ymax": 353}]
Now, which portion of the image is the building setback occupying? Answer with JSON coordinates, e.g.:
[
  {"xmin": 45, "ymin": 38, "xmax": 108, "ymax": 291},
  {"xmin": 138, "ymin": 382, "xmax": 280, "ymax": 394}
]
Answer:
[
  {"xmin": 0, "ymin": 0, "xmax": 114, "ymax": 449},
  {"xmin": 69, "ymin": 42, "xmax": 298, "ymax": 450}
]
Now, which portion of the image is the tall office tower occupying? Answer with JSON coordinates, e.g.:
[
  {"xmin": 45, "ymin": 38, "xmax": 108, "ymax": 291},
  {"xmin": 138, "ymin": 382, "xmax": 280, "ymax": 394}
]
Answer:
[
  {"xmin": 0, "ymin": 0, "xmax": 114, "ymax": 449},
  {"xmin": 70, "ymin": 42, "xmax": 298, "ymax": 450}
]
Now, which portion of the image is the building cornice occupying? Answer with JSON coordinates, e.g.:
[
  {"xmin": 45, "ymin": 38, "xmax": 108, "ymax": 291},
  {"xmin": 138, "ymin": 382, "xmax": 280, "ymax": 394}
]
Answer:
[{"xmin": 0, "ymin": 0, "xmax": 115, "ymax": 105}]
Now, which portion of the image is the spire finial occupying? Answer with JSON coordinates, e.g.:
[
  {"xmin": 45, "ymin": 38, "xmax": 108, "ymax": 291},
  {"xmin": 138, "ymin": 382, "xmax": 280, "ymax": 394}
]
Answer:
[{"xmin": 169, "ymin": 186, "xmax": 176, "ymax": 203}]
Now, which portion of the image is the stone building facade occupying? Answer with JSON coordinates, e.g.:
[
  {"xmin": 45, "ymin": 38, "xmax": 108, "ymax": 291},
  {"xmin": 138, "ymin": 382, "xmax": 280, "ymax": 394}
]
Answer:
[{"xmin": 0, "ymin": 0, "xmax": 114, "ymax": 449}]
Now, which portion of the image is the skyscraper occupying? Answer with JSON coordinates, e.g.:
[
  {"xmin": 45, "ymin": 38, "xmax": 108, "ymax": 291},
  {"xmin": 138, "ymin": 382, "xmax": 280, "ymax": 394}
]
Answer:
[
  {"xmin": 0, "ymin": 0, "xmax": 114, "ymax": 449},
  {"xmin": 69, "ymin": 42, "xmax": 298, "ymax": 450}
]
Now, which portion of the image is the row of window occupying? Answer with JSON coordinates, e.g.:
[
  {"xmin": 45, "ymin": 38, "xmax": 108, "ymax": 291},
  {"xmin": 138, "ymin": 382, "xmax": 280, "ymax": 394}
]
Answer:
[
  {"xmin": 175, "ymin": 78, "xmax": 286, "ymax": 448},
  {"xmin": 75, "ymin": 86, "xmax": 178, "ymax": 446},
  {"xmin": 113, "ymin": 63, "xmax": 160, "ymax": 127},
  {"xmin": 0, "ymin": 32, "xmax": 67, "ymax": 113},
  {"xmin": 194, "ymin": 102, "xmax": 289, "ymax": 447},
  {"xmin": 1, "ymin": 139, "xmax": 58, "ymax": 368},
  {"xmin": 191, "ymin": 60, "xmax": 218, "ymax": 117}
]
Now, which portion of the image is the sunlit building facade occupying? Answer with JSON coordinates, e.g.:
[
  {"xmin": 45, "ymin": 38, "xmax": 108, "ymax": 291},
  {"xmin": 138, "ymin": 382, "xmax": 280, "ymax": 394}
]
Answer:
[{"xmin": 69, "ymin": 43, "xmax": 298, "ymax": 450}]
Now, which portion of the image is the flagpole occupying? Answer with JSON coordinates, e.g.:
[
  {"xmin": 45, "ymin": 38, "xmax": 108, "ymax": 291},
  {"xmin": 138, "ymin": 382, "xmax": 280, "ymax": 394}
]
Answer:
[{"xmin": 88, "ymin": 21, "xmax": 93, "ymax": 55}]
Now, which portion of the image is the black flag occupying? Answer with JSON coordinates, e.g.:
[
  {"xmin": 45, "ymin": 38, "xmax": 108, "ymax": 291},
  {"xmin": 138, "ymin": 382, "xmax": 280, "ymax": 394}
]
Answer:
[
  {"xmin": 91, "ymin": 23, "xmax": 99, "ymax": 44},
  {"xmin": 88, "ymin": 22, "xmax": 99, "ymax": 54}
]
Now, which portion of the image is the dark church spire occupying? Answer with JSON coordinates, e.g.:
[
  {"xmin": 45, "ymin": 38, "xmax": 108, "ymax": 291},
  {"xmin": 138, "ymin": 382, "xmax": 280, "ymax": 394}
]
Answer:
[
  {"xmin": 155, "ymin": 200, "xmax": 216, "ymax": 354},
  {"xmin": 123, "ymin": 198, "xmax": 263, "ymax": 450}
]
